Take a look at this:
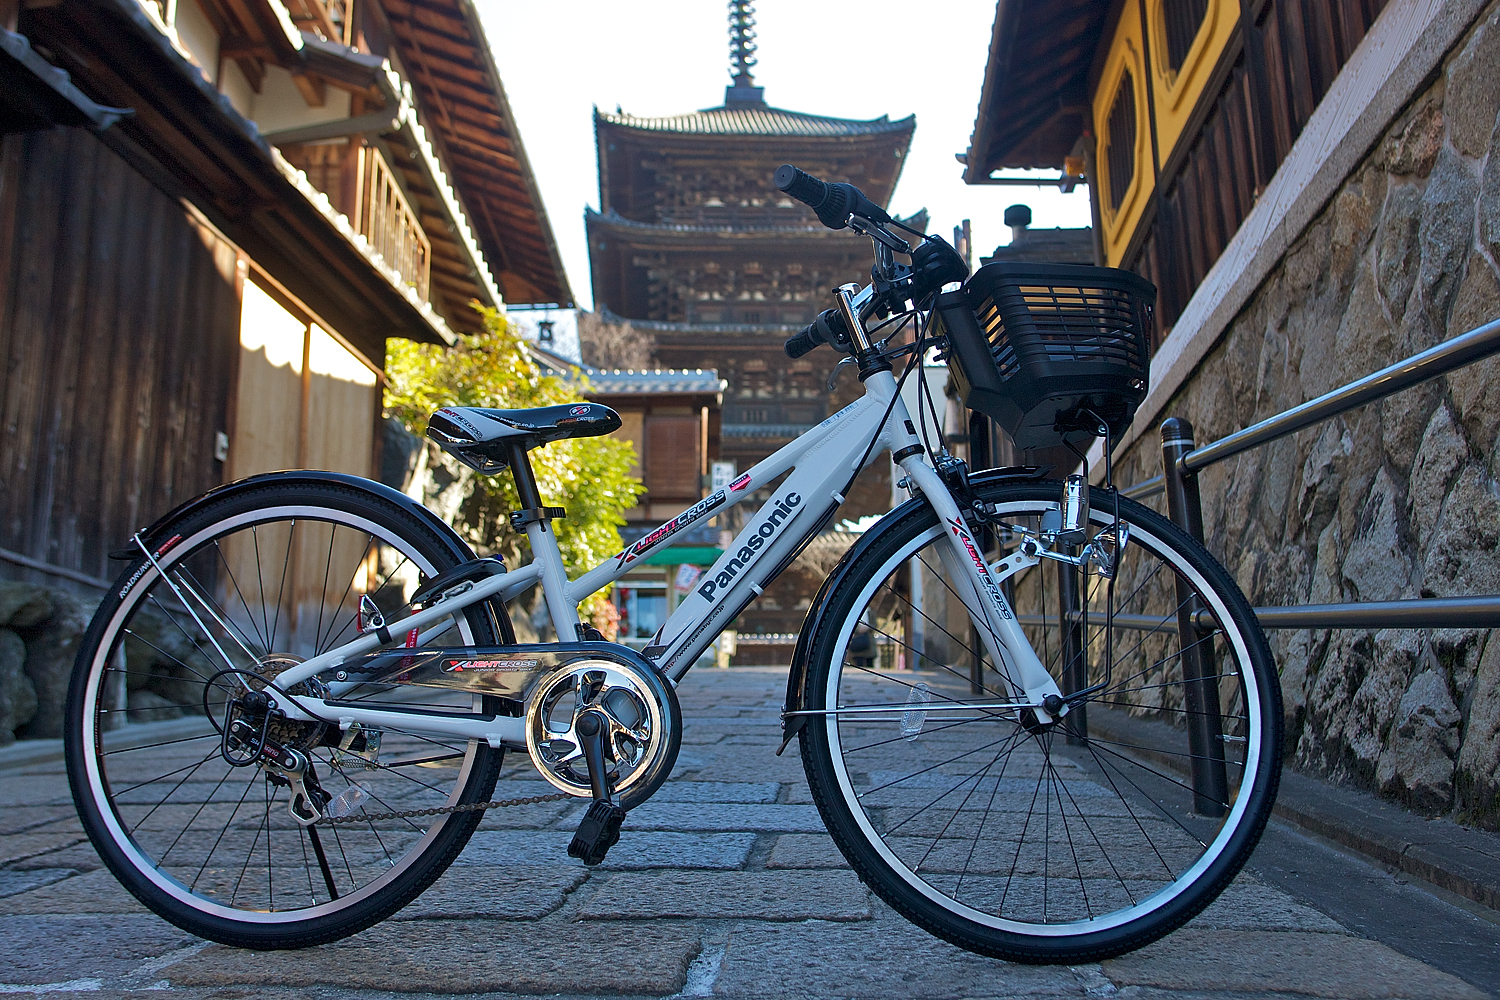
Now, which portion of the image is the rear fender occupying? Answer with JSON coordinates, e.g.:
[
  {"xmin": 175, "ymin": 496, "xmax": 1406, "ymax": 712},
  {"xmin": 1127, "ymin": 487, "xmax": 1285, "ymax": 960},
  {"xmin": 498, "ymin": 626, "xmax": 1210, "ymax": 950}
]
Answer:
[
  {"xmin": 125, "ymin": 471, "xmax": 478, "ymax": 567},
  {"xmin": 778, "ymin": 465, "xmax": 1050, "ymax": 752}
]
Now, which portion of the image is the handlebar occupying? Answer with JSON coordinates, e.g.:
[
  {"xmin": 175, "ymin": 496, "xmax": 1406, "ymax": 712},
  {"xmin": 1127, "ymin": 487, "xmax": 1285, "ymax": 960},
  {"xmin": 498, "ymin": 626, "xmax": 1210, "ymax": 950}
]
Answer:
[{"xmin": 775, "ymin": 164, "xmax": 969, "ymax": 359}]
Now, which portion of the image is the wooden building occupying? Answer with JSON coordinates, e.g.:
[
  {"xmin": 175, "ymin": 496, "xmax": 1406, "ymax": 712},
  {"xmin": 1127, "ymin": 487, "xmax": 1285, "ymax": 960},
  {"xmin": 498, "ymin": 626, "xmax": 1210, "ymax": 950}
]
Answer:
[
  {"xmin": 963, "ymin": 0, "xmax": 1387, "ymax": 344},
  {"xmin": 0, "ymin": 0, "xmax": 568, "ymax": 592}
]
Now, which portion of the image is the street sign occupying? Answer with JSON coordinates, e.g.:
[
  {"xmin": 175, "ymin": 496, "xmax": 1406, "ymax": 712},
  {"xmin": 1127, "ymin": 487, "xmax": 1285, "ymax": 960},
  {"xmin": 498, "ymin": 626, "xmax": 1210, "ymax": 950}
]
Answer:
[{"xmin": 710, "ymin": 461, "xmax": 736, "ymax": 492}]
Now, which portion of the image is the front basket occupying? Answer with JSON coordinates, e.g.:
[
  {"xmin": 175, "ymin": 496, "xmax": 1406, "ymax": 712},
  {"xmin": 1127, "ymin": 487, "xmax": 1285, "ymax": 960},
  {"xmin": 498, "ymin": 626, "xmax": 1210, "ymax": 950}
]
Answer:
[{"xmin": 941, "ymin": 262, "xmax": 1156, "ymax": 450}]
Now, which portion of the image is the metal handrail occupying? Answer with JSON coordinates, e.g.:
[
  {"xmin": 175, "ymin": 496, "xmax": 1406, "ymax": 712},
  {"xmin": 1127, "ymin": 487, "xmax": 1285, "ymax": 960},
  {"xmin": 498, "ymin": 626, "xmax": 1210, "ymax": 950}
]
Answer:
[
  {"xmin": 1025, "ymin": 596, "xmax": 1500, "ymax": 632},
  {"xmin": 1124, "ymin": 317, "xmax": 1500, "ymax": 497},
  {"xmin": 1075, "ymin": 317, "xmax": 1500, "ymax": 792},
  {"xmin": 1113, "ymin": 315, "xmax": 1500, "ymax": 634}
]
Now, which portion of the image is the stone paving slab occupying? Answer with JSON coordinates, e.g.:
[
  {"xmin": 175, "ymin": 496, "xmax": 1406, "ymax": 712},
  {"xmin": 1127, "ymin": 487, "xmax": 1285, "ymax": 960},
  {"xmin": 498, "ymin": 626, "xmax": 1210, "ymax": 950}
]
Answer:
[
  {"xmin": 460, "ymin": 829, "xmax": 756, "ymax": 869},
  {"xmin": 0, "ymin": 868, "xmax": 147, "ymax": 914},
  {"xmin": 1100, "ymin": 928, "xmax": 1490, "ymax": 999},
  {"xmin": 1189, "ymin": 878, "xmax": 1349, "ymax": 933},
  {"xmin": 669, "ymin": 748, "xmax": 808, "ymax": 783},
  {"xmin": 651, "ymin": 779, "xmax": 780, "ymax": 802},
  {"xmin": 0, "ymin": 866, "xmax": 75, "ymax": 899},
  {"xmin": 576, "ymin": 870, "xmax": 872, "ymax": 921},
  {"xmin": 165, "ymin": 919, "xmax": 704, "ymax": 995},
  {"xmin": 392, "ymin": 864, "xmax": 587, "ymax": 920},
  {"xmin": 7, "ymin": 837, "xmax": 102, "ymax": 871},
  {"xmin": 766, "ymin": 832, "xmax": 850, "ymax": 869},
  {"xmin": 0, "ymin": 831, "xmax": 88, "ymax": 866},
  {"xmin": 563, "ymin": 800, "xmax": 825, "ymax": 832},
  {"xmin": 1, "ymin": 664, "xmax": 1494, "ymax": 998},
  {"xmin": 0, "ymin": 805, "xmax": 82, "ymax": 835},
  {"xmin": 711, "ymin": 916, "xmax": 1084, "ymax": 999},
  {"xmin": 0, "ymin": 914, "xmax": 196, "ymax": 986}
]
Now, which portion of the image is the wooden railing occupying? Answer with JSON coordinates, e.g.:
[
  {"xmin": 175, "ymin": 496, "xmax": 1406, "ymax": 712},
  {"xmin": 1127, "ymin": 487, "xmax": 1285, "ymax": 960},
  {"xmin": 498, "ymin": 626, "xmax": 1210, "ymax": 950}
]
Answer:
[{"xmin": 356, "ymin": 146, "xmax": 430, "ymax": 303}]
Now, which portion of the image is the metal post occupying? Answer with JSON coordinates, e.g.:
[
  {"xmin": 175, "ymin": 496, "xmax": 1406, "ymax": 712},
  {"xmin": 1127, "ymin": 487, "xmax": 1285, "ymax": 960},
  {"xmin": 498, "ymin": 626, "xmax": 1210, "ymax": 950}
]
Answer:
[
  {"xmin": 1160, "ymin": 418, "xmax": 1228, "ymax": 816},
  {"xmin": 1056, "ymin": 555, "xmax": 1088, "ymax": 745},
  {"xmin": 908, "ymin": 556, "xmax": 925, "ymax": 671}
]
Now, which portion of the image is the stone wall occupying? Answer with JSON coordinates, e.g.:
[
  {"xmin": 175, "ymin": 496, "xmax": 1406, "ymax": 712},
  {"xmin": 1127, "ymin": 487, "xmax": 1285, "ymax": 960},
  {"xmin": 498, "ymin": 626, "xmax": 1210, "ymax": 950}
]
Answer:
[{"xmin": 1112, "ymin": 2, "xmax": 1500, "ymax": 828}]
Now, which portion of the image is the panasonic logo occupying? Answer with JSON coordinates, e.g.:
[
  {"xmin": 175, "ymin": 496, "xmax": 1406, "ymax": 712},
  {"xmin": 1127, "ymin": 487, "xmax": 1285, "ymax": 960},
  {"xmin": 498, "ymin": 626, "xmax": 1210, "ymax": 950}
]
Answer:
[{"xmin": 697, "ymin": 492, "xmax": 802, "ymax": 602}]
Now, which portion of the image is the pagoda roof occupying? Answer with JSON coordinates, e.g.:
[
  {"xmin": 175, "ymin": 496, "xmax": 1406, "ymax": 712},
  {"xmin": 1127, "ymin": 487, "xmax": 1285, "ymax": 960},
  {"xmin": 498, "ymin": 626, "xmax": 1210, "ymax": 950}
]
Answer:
[
  {"xmin": 586, "ymin": 208, "xmax": 849, "ymax": 238},
  {"xmin": 585, "ymin": 207, "xmax": 929, "ymax": 241},
  {"xmin": 585, "ymin": 369, "xmax": 728, "ymax": 395},
  {"xmin": 596, "ymin": 104, "xmax": 914, "ymax": 139},
  {"xmin": 596, "ymin": 308, "xmax": 801, "ymax": 336}
]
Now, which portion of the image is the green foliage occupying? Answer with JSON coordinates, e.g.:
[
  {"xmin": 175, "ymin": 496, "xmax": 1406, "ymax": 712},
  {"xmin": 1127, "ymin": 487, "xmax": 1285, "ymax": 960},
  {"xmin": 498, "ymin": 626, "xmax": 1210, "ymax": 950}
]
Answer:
[{"xmin": 384, "ymin": 307, "xmax": 643, "ymax": 599}]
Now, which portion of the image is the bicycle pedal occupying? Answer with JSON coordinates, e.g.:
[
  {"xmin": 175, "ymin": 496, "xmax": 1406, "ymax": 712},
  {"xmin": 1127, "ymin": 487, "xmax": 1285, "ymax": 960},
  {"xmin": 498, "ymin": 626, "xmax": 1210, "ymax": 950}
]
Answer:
[{"xmin": 568, "ymin": 800, "xmax": 626, "ymax": 866}]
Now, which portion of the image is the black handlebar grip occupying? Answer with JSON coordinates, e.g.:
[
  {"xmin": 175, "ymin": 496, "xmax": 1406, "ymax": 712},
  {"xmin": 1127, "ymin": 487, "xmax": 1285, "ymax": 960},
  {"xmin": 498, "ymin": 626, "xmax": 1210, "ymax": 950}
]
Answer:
[
  {"xmin": 784, "ymin": 323, "xmax": 822, "ymax": 359},
  {"xmin": 774, "ymin": 164, "xmax": 826, "ymax": 207},
  {"xmin": 776, "ymin": 163, "xmax": 851, "ymax": 230}
]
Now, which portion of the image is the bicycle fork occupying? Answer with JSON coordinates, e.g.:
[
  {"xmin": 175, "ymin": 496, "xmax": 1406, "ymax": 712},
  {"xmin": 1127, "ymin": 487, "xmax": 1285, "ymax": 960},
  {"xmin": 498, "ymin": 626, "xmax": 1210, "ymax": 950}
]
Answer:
[{"xmin": 896, "ymin": 455, "xmax": 1067, "ymax": 723}]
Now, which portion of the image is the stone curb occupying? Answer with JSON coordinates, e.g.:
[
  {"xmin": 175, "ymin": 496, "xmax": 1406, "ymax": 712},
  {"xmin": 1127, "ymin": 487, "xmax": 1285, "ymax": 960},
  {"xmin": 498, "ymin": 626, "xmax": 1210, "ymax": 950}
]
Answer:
[
  {"xmin": 0, "ymin": 716, "xmax": 213, "ymax": 770},
  {"xmin": 1080, "ymin": 710, "xmax": 1500, "ymax": 915},
  {"xmin": 1271, "ymin": 768, "xmax": 1500, "ymax": 912}
]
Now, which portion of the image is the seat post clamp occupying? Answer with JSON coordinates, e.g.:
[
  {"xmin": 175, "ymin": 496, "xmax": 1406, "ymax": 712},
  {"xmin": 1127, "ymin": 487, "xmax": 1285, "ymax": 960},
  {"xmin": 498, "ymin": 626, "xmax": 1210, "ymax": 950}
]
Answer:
[{"xmin": 509, "ymin": 506, "xmax": 566, "ymax": 530}]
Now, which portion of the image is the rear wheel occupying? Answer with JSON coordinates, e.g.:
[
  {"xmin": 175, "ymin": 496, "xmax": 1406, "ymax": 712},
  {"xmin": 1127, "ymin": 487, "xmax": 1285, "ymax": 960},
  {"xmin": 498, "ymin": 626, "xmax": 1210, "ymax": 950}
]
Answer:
[
  {"xmin": 65, "ymin": 480, "xmax": 511, "ymax": 948},
  {"xmin": 799, "ymin": 480, "xmax": 1281, "ymax": 962}
]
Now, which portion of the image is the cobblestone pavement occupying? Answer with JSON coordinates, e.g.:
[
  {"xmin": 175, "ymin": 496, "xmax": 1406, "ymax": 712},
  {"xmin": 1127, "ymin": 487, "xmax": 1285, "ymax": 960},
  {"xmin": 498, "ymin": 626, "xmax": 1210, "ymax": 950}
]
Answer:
[{"xmin": 0, "ymin": 666, "xmax": 1494, "ymax": 999}]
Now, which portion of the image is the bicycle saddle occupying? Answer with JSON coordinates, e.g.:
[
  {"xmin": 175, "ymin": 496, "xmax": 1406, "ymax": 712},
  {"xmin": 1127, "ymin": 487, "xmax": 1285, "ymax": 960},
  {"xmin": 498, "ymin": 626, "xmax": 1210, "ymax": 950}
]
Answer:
[{"xmin": 428, "ymin": 403, "xmax": 622, "ymax": 469}]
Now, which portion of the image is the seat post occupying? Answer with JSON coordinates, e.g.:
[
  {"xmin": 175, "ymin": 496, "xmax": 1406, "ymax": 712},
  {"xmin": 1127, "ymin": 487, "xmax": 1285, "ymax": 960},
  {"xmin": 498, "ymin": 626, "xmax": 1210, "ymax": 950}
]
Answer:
[
  {"xmin": 504, "ymin": 439, "xmax": 581, "ymax": 637},
  {"xmin": 505, "ymin": 442, "xmax": 544, "ymax": 511}
]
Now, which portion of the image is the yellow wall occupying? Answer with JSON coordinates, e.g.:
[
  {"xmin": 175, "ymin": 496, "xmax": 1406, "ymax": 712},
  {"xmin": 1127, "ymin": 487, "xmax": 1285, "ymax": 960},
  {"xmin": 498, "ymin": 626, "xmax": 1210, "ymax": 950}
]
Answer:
[
  {"xmin": 232, "ymin": 279, "xmax": 306, "ymax": 479},
  {"xmin": 231, "ymin": 277, "xmax": 380, "ymax": 481},
  {"xmin": 1095, "ymin": 0, "xmax": 1238, "ymax": 265},
  {"xmin": 1146, "ymin": 0, "xmax": 1238, "ymax": 158},
  {"xmin": 1094, "ymin": 10, "xmax": 1154, "ymax": 266}
]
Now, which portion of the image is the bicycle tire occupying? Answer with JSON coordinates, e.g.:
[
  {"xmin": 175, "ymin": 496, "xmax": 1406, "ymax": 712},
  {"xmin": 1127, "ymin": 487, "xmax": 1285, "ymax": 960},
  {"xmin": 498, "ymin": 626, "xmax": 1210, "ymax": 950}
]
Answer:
[
  {"xmin": 65, "ymin": 478, "xmax": 511, "ymax": 949},
  {"xmin": 798, "ymin": 480, "xmax": 1282, "ymax": 963}
]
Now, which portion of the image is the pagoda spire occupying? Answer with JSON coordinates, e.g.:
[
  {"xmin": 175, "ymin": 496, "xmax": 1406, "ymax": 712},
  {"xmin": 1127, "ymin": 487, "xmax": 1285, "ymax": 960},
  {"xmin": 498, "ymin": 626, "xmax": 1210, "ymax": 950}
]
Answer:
[{"xmin": 725, "ymin": 1, "xmax": 765, "ymax": 106}]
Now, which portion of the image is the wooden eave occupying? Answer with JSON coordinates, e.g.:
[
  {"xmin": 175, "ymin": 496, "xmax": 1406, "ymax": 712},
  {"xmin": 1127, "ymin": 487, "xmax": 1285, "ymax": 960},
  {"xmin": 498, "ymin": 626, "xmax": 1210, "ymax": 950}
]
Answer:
[
  {"xmin": 379, "ymin": 0, "xmax": 571, "ymax": 306},
  {"xmin": 595, "ymin": 119, "xmax": 915, "ymax": 219},
  {"xmin": 24, "ymin": 0, "xmax": 456, "ymax": 355},
  {"xmin": 962, "ymin": 0, "xmax": 1113, "ymax": 179}
]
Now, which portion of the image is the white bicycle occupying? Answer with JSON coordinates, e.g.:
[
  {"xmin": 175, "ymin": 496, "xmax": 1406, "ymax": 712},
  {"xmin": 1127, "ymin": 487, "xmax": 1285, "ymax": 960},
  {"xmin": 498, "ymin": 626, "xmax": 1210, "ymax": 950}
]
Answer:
[{"xmin": 64, "ymin": 165, "xmax": 1281, "ymax": 963}]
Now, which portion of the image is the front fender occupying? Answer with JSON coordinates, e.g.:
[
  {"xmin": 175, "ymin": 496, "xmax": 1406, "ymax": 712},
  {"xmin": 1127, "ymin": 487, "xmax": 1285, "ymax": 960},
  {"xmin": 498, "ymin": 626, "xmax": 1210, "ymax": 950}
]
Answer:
[
  {"xmin": 778, "ymin": 464, "xmax": 1049, "ymax": 752},
  {"xmin": 127, "ymin": 470, "xmax": 478, "ymax": 566}
]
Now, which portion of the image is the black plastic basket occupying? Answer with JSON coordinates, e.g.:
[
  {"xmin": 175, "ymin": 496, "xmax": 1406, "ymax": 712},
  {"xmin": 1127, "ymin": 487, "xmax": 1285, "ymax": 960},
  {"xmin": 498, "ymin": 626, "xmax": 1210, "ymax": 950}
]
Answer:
[{"xmin": 939, "ymin": 262, "xmax": 1156, "ymax": 451}]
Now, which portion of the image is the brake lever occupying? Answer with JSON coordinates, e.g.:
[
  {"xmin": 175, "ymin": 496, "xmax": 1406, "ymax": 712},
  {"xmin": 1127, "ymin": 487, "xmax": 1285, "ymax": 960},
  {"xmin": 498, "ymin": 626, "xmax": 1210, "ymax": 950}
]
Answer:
[
  {"xmin": 848, "ymin": 215, "xmax": 910, "ymax": 254},
  {"xmin": 827, "ymin": 356, "xmax": 857, "ymax": 390}
]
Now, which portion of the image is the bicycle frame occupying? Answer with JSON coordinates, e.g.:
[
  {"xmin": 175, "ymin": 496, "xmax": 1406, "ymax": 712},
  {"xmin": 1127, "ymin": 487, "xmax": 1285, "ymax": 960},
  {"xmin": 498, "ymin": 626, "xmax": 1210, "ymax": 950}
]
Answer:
[{"xmin": 258, "ymin": 367, "xmax": 1066, "ymax": 747}]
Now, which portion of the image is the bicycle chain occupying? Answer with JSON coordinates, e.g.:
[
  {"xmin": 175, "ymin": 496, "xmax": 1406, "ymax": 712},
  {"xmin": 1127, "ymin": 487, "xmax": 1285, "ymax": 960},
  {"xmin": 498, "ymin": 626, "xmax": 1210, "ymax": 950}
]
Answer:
[{"xmin": 316, "ymin": 791, "xmax": 571, "ymax": 825}]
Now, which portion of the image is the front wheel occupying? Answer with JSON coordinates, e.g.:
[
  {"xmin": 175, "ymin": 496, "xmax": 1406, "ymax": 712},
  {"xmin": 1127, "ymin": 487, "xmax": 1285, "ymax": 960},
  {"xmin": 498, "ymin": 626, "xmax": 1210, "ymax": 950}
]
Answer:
[{"xmin": 799, "ymin": 480, "xmax": 1282, "ymax": 963}]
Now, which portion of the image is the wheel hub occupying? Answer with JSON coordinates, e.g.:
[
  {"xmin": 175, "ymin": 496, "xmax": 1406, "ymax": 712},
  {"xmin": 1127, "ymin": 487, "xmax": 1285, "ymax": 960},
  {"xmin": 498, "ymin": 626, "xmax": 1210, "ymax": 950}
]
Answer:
[{"xmin": 248, "ymin": 653, "xmax": 329, "ymax": 751}]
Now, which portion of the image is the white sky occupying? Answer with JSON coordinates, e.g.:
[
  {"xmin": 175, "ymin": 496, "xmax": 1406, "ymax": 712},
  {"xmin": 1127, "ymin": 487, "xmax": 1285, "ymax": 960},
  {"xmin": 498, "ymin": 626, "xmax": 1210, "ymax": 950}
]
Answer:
[{"xmin": 475, "ymin": 1, "xmax": 1093, "ymax": 311}]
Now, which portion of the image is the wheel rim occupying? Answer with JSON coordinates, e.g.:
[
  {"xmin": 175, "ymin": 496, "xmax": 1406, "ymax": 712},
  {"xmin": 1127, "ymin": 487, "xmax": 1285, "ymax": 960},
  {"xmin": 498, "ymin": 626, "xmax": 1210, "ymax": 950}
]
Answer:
[
  {"xmin": 819, "ymin": 497, "xmax": 1267, "ymax": 938},
  {"xmin": 79, "ymin": 505, "xmax": 492, "ymax": 924}
]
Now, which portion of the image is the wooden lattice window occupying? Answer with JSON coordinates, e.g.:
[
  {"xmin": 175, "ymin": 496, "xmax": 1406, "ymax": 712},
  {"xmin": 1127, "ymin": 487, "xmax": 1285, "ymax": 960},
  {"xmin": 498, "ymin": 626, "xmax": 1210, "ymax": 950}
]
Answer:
[
  {"xmin": 1105, "ymin": 72, "xmax": 1137, "ymax": 213},
  {"xmin": 1162, "ymin": 0, "xmax": 1210, "ymax": 73}
]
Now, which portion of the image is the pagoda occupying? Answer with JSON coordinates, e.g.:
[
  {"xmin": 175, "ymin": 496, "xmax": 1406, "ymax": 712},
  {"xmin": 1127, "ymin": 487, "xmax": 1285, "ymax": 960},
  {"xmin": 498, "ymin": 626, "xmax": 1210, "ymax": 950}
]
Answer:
[{"xmin": 586, "ymin": 3, "xmax": 918, "ymax": 491}]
